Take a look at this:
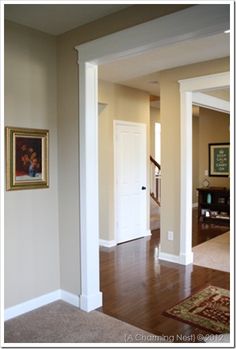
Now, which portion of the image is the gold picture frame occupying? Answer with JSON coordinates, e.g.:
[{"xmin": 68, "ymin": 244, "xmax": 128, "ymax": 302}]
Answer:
[{"xmin": 6, "ymin": 127, "xmax": 49, "ymax": 190}]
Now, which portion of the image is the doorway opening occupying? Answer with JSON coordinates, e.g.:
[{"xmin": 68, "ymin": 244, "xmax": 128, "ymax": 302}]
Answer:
[
  {"xmin": 191, "ymin": 89, "xmax": 230, "ymax": 272},
  {"xmin": 76, "ymin": 5, "xmax": 231, "ymax": 312}
]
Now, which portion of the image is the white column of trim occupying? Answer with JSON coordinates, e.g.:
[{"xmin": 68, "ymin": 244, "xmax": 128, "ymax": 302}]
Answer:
[
  {"xmin": 78, "ymin": 61, "xmax": 102, "ymax": 311},
  {"xmin": 192, "ymin": 92, "xmax": 230, "ymax": 113},
  {"xmin": 178, "ymin": 71, "xmax": 230, "ymax": 266},
  {"xmin": 179, "ymin": 91, "xmax": 194, "ymax": 265}
]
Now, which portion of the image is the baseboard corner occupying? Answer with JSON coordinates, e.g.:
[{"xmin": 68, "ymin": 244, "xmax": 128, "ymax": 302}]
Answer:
[
  {"xmin": 79, "ymin": 291, "xmax": 103, "ymax": 312},
  {"xmin": 60, "ymin": 289, "xmax": 80, "ymax": 308},
  {"xmin": 99, "ymin": 239, "xmax": 116, "ymax": 248}
]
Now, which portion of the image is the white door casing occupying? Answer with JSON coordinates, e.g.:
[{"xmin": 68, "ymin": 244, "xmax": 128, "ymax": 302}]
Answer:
[
  {"xmin": 178, "ymin": 72, "xmax": 230, "ymax": 265},
  {"xmin": 76, "ymin": 5, "xmax": 231, "ymax": 312},
  {"xmin": 114, "ymin": 121, "xmax": 148, "ymax": 244}
]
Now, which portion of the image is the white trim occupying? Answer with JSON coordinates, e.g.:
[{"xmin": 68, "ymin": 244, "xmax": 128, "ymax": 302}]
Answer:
[
  {"xmin": 79, "ymin": 292, "xmax": 103, "ymax": 313},
  {"xmin": 60, "ymin": 290, "xmax": 80, "ymax": 308},
  {"xmin": 4, "ymin": 289, "xmax": 81, "ymax": 321},
  {"xmin": 75, "ymin": 5, "xmax": 231, "ymax": 304},
  {"xmin": 180, "ymin": 90, "xmax": 193, "ymax": 266},
  {"xmin": 145, "ymin": 229, "xmax": 152, "ymax": 236},
  {"xmin": 179, "ymin": 72, "xmax": 230, "ymax": 92},
  {"xmin": 192, "ymin": 202, "xmax": 198, "ymax": 208},
  {"xmin": 4, "ymin": 290, "xmax": 61, "ymax": 321},
  {"xmin": 179, "ymin": 72, "xmax": 230, "ymax": 266},
  {"xmin": 159, "ymin": 251, "xmax": 193, "ymax": 265},
  {"xmin": 99, "ymin": 239, "xmax": 117, "ymax": 248},
  {"xmin": 79, "ymin": 61, "xmax": 102, "ymax": 312},
  {"xmin": 192, "ymin": 92, "xmax": 230, "ymax": 113},
  {"xmin": 76, "ymin": 5, "xmax": 229, "ymax": 64}
]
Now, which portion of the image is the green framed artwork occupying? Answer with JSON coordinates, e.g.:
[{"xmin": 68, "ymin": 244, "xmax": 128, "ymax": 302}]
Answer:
[{"xmin": 208, "ymin": 143, "xmax": 230, "ymax": 177}]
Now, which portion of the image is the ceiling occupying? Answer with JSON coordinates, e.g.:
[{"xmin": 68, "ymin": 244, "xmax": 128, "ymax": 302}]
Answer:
[
  {"xmin": 5, "ymin": 4, "xmax": 230, "ymax": 100},
  {"xmin": 99, "ymin": 33, "xmax": 229, "ymax": 96},
  {"xmin": 4, "ymin": 4, "xmax": 130, "ymax": 35},
  {"xmin": 203, "ymin": 88, "xmax": 230, "ymax": 101}
]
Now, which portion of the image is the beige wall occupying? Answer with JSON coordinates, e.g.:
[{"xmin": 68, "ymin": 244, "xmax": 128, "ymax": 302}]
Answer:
[
  {"xmin": 150, "ymin": 107, "xmax": 160, "ymax": 158},
  {"xmin": 159, "ymin": 57, "xmax": 229, "ymax": 255},
  {"xmin": 4, "ymin": 21, "xmax": 60, "ymax": 308},
  {"xmin": 198, "ymin": 108, "xmax": 230, "ymax": 188},
  {"xmin": 98, "ymin": 80, "xmax": 150, "ymax": 241},
  {"xmin": 5, "ymin": 4, "xmax": 229, "ymax": 308},
  {"xmin": 192, "ymin": 108, "xmax": 230, "ymax": 205},
  {"xmin": 57, "ymin": 5, "xmax": 190, "ymax": 295}
]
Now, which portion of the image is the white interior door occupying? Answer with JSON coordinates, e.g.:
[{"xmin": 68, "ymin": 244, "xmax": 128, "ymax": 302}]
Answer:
[{"xmin": 114, "ymin": 121, "xmax": 147, "ymax": 244}]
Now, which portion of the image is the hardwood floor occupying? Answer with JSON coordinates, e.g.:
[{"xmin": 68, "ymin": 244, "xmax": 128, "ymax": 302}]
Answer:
[
  {"xmin": 192, "ymin": 208, "xmax": 229, "ymax": 247},
  {"xmin": 99, "ymin": 216, "xmax": 230, "ymax": 342}
]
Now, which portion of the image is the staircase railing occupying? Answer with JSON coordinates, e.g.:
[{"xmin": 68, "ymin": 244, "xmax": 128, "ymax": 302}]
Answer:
[{"xmin": 150, "ymin": 155, "xmax": 161, "ymax": 206}]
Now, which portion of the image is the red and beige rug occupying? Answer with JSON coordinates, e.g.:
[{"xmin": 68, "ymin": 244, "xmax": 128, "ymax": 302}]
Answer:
[{"xmin": 164, "ymin": 285, "xmax": 229, "ymax": 334}]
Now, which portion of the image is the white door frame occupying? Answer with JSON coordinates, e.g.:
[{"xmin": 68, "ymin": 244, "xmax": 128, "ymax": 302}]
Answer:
[
  {"xmin": 75, "ymin": 5, "xmax": 230, "ymax": 311},
  {"xmin": 178, "ymin": 72, "xmax": 230, "ymax": 265}
]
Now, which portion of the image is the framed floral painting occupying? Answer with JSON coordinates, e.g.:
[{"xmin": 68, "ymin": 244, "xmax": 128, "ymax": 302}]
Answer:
[{"xmin": 6, "ymin": 127, "xmax": 49, "ymax": 190}]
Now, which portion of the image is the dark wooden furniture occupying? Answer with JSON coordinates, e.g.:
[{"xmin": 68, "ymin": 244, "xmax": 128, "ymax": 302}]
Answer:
[{"xmin": 197, "ymin": 187, "xmax": 230, "ymax": 226}]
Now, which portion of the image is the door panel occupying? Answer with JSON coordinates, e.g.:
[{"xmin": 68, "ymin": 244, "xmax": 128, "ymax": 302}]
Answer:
[{"xmin": 115, "ymin": 121, "xmax": 147, "ymax": 244}]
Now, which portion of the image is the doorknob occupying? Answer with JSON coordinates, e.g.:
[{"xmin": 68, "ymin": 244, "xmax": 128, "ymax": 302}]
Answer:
[{"xmin": 141, "ymin": 186, "xmax": 146, "ymax": 190}]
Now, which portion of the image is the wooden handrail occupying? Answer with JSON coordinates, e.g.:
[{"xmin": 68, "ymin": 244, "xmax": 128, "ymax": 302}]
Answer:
[{"xmin": 150, "ymin": 156, "xmax": 161, "ymax": 170}]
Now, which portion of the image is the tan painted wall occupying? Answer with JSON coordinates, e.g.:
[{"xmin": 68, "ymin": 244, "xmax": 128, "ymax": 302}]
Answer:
[
  {"xmin": 192, "ymin": 108, "xmax": 230, "ymax": 205},
  {"xmin": 4, "ymin": 21, "xmax": 60, "ymax": 308},
  {"xmin": 159, "ymin": 57, "xmax": 229, "ymax": 255},
  {"xmin": 57, "ymin": 5, "xmax": 191, "ymax": 295},
  {"xmin": 150, "ymin": 107, "xmax": 160, "ymax": 158},
  {"xmin": 198, "ymin": 108, "xmax": 230, "ymax": 188},
  {"xmin": 98, "ymin": 80, "xmax": 150, "ymax": 241}
]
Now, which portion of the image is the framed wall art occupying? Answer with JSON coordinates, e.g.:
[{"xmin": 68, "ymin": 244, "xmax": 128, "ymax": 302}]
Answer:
[
  {"xmin": 6, "ymin": 127, "xmax": 49, "ymax": 190},
  {"xmin": 208, "ymin": 143, "xmax": 230, "ymax": 177}
]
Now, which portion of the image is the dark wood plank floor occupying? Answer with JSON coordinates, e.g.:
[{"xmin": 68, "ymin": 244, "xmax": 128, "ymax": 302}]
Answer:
[
  {"xmin": 192, "ymin": 208, "xmax": 229, "ymax": 247},
  {"xmin": 99, "ymin": 212, "xmax": 230, "ymax": 342}
]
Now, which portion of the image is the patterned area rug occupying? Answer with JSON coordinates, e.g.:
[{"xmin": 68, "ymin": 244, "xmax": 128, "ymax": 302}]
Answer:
[{"xmin": 163, "ymin": 286, "xmax": 229, "ymax": 334}]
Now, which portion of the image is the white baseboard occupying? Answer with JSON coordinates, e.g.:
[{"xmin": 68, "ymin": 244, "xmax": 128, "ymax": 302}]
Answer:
[
  {"xmin": 159, "ymin": 250, "xmax": 193, "ymax": 265},
  {"xmin": 145, "ymin": 229, "xmax": 152, "ymax": 236},
  {"xmin": 60, "ymin": 289, "xmax": 80, "ymax": 307},
  {"xmin": 159, "ymin": 251, "xmax": 182, "ymax": 264},
  {"xmin": 5, "ymin": 289, "xmax": 80, "ymax": 321},
  {"xmin": 192, "ymin": 202, "xmax": 198, "ymax": 208},
  {"xmin": 99, "ymin": 239, "xmax": 117, "ymax": 248},
  {"xmin": 179, "ymin": 251, "xmax": 194, "ymax": 265},
  {"xmin": 5, "ymin": 290, "xmax": 61, "ymax": 321},
  {"xmin": 79, "ymin": 291, "xmax": 103, "ymax": 312}
]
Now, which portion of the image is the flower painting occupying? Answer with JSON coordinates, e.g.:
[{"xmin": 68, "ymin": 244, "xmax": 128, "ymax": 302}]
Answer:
[{"xmin": 6, "ymin": 127, "xmax": 49, "ymax": 190}]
